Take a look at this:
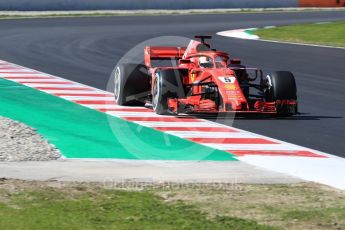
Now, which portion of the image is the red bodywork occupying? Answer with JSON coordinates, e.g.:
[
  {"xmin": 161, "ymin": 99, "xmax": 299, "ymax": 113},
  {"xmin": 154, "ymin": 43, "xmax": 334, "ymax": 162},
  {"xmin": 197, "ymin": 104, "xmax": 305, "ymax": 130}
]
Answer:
[{"xmin": 144, "ymin": 40, "xmax": 296, "ymax": 114}]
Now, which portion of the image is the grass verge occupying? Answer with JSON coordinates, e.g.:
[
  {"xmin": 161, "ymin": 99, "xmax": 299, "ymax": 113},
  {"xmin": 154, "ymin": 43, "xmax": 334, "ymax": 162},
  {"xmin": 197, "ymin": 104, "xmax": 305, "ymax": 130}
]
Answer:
[
  {"xmin": 1, "ymin": 179, "xmax": 345, "ymax": 229},
  {"xmin": 0, "ymin": 179, "xmax": 273, "ymax": 230},
  {"xmin": 159, "ymin": 183, "xmax": 345, "ymax": 230},
  {"xmin": 253, "ymin": 21, "xmax": 345, "ymax": 48}
]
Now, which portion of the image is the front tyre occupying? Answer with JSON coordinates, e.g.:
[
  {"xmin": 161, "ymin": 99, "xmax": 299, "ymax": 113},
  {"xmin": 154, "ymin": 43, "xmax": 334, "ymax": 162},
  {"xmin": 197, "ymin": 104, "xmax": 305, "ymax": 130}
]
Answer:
[
  {"xmin": 152, "ymin": 69, "xmax": 184, "ymax": 115},
  {"xmin": 266, "ymin": 71, "xmax": 297, "ymax": 116}
]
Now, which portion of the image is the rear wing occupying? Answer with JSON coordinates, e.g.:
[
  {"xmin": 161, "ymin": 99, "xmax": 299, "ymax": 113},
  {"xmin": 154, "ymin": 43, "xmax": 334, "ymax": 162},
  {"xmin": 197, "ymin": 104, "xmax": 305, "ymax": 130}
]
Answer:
[{"xmin": 144, "ymin": 46, "xmax": 186, "ymax": 68}]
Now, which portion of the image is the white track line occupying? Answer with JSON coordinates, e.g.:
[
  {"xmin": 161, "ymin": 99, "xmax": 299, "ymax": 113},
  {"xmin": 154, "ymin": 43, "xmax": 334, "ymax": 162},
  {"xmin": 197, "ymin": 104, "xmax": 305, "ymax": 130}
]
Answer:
[
  {"xmin": 217, "ymin": 29, "xmax": 259, "ymax": 40},
  {"xmin": 166, "ymin": 131, "xmax": 255, "ymax": 138},
  {"xmin": 2, "ymin": 73, "xmax": 54, "ymax": 77},
  {"xmin": 106, "ymin": 112, "xmax": 164, "ymax": 117},
  {"xmin": 0, "ymin": 69, "xmax": 36, "ymax": 73},
  {"xmin": 132, "ymin": 121, "xmax": 224, "ymax": 127},
  {"xmin": 61, "ymin": 96, "xmax": 115, "ymax": 101},
  {"xmin": 23, "ymin": 83, "xmax": 80, "ymax": 88},
  {"xmin": 81, "ymin": 104, "xmax": 120, "ymax": 109},
  {"xmin": 9, "ymin": 78, "xmax": 69, "ymax": 83},
  {"xmin": 43, "ymin": 90, "xmax": 112, "ymax": 95},
  {"xmin": 203, "ymin": 143, "xmax": 309, "ymax": 151}
]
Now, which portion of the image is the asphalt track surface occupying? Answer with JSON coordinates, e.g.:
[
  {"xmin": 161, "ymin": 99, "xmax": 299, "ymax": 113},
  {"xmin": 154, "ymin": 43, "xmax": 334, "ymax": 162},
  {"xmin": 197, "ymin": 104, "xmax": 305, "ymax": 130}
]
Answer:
[{"xmin": 0, "ymin": 11, "xmax": 344, "ymax": 157}]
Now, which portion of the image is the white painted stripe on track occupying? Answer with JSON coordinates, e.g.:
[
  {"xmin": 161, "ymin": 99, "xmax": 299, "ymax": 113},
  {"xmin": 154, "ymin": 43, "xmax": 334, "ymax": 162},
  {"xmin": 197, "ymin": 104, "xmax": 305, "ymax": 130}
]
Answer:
[
  {"xmin": 203, "ymin": 143, "xmax": 306, "ymax": 151},
  {"xmin": 1, "ymin": 64, "xmax": 110, "ymax": 94},
  {"xmin": 1, "ymin": 73, "xmax": 53, "ymax": 77},
  {"xmin": 133, "ymin": 121, "xmax": 227, "ymax": 128},
  {"xmin": 10, "ymin": 78, "xmax": 69, "ymax": 83},
  {"xmin": 217, "ymin": 29, "xmax": 259, "ymax": 40},
  {"xmin": 0, "ymin": 65, "xmax": 18, "ymax": 68},
  {"xmin": 61, "ymin": 96, "xmax": 115, "ymax": 101},
  {"xmin": 81, "ymin": 104, "xmax": 119, "ymax": 109},
  {"xmin": 0, "ymin": 69, "xmax": 37, "ymax": 73},
  {"xmin": 23, "ymin": 83, "xmax": 80, "ymax": 88},
  {"xmin": 43, "ymin": 90, "xmax": 112, "ymax": 95},
  {"xmin": 166, "ymin": 131, "xmax": 256, "ymax": 138},
  {"xmin": 107, "ymin": 112, "xmax": 165, "ymax": 117}
]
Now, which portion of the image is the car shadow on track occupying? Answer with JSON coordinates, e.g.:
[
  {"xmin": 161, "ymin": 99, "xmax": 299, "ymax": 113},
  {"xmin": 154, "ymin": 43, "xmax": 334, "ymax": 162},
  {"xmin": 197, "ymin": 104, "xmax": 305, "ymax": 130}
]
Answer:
[{"xmin": 195, "ymin": 113, "xmax": 343, "ymax": 121}]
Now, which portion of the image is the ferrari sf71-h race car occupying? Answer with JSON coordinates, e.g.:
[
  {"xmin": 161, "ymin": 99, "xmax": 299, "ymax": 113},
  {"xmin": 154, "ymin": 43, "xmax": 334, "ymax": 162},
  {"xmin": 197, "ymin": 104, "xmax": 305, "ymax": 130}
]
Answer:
[{"xmin": 114, "ymin": 36, "xmax": 298, "ymax": 116}]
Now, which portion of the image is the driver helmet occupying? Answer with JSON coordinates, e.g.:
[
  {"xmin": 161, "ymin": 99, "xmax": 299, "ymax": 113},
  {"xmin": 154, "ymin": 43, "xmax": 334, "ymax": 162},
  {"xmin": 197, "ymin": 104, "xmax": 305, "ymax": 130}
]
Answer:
[{"xmin": 199, "ymin": 56, "xmax": 212, "ymax": 68}]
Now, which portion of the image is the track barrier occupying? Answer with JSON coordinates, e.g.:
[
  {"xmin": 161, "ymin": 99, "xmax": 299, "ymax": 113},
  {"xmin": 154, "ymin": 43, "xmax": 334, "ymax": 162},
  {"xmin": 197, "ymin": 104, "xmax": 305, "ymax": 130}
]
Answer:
[{"xmin": 0, "ymin": 0, "xmax": 297, "ymax": 11}]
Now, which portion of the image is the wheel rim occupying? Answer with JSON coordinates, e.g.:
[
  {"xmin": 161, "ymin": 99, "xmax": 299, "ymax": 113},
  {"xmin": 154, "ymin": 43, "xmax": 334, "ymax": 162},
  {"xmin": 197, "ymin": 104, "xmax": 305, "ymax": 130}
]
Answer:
[
  {"xmin": 152, "ymin": 76, "xmax": 160, "ymax": 111},
  {"xmin": 266, "ymin": 75, "xmax": 272, "ymax": 88},
  {"xmin": 114, "ymin": 67, "xmax": 121, "ymax": 102},
  {"xmin": 265, "ymin": 74, "xmax": 273, "ymax": 101}
]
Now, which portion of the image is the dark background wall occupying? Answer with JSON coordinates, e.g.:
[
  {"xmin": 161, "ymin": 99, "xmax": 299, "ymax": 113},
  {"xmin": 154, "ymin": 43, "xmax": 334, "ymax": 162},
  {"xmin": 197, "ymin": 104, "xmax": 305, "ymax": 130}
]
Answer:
[{"xmin": 0, "ymin": 0, "xmax": 299, "ymax": 11}]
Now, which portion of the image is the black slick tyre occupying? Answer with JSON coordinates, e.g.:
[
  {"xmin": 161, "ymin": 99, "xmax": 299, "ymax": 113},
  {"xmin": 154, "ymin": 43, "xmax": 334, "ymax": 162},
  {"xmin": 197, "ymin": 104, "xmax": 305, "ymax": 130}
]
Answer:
[
  {"xmin": 152, "ymin": 69, "xmax": 184, "ymax": 115},
  {"xmin": 113, "ymin": 63, "xmax": 150, "ymax": 106},
  {"xmin": 266, "ymin": 71, "xmax": 297, "ymax": 116}
]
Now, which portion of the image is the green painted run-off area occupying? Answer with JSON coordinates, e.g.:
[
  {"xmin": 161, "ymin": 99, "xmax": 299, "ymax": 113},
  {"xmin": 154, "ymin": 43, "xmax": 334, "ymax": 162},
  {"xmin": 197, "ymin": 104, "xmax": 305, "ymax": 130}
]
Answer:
[{"xmin": 0, "ymin": 78, "xmax": 236, "ymax": 161}]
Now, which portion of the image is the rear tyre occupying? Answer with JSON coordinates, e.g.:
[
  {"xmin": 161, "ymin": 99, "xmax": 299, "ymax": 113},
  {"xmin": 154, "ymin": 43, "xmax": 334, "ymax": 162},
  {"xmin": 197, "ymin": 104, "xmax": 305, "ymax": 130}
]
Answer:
[
  {"xmin": 152, "ymin": 69, "xmax": 184, "ymax": 115},
  {"xmin": 266, "ymin": 71, "xmax": 297, "ymax": 116},
  {"xmin": 113, "ymin": 63, "xmax": 150, "ymax": 106}
]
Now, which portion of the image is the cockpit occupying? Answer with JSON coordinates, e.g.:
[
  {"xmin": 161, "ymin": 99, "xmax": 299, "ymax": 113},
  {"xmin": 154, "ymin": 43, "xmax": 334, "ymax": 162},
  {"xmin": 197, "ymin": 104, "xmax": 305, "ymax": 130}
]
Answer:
[{"xmin": 197, "ymin": 55, "xmax": 228, "ymax": 69}]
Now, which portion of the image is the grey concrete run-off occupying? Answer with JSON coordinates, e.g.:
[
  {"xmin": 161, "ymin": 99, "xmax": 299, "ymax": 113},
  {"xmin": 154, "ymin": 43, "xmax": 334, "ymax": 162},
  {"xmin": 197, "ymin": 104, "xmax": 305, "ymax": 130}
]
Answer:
[
  {"xmin": 0, "ymin": 0, "xmax": 298, "ymax": 11},
  {"xmin": 0, "ymin": 159, "xmax": 303, "ymax": 184}
]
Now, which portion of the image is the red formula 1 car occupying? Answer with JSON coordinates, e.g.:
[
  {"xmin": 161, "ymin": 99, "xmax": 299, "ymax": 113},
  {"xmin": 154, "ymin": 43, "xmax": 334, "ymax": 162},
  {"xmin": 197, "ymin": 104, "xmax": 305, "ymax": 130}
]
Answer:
[{"xmin": 114, "ymin": 36, "xmax": 297, "ymax": 116}]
